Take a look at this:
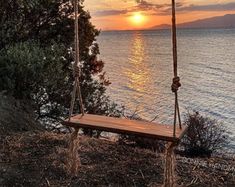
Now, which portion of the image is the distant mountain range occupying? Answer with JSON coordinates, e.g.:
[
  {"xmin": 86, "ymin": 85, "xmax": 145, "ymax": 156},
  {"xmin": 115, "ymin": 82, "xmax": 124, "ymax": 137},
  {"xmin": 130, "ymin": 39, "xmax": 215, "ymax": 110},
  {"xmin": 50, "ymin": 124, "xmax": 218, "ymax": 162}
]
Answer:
[{"xmin": 150, "ymin": 14, "xmax": 235, "ymax": 30}]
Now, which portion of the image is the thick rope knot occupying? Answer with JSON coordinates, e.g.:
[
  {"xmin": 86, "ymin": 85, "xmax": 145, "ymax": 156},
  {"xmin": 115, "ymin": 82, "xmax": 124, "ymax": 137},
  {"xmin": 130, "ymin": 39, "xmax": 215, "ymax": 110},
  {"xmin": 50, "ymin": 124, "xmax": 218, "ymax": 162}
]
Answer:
[
  {"xmin": 73, "ymin": 65, "xmax": 81, "ymax": 78},
  {"xmin": 171, "ymin": 76, "xmax": 181, "ymax": 93}
]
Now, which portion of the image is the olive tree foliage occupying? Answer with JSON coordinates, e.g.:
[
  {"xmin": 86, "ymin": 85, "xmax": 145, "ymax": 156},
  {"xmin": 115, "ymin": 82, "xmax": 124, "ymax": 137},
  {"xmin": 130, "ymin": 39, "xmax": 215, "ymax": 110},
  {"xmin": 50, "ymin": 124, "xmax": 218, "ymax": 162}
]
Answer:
[{"xmin": 0, "ymin": 0, "xmax": 122, "ymax": 125}]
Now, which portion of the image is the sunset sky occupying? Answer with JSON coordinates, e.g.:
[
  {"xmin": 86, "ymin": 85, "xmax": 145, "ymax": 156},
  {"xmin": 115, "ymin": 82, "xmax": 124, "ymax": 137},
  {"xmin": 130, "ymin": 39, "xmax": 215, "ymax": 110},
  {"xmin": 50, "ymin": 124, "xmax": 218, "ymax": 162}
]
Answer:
[{"xmin": 83, "ymin": 0, "xmax": 235, "ymax": 30}]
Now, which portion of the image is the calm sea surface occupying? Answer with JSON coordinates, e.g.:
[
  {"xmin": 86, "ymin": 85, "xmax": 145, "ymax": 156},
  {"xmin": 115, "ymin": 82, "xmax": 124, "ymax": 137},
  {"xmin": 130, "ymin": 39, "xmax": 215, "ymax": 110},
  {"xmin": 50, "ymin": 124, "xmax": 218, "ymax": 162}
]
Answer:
[{"xmin": 97, "ymin": 29, "xmax": 235, "ymax": 151}]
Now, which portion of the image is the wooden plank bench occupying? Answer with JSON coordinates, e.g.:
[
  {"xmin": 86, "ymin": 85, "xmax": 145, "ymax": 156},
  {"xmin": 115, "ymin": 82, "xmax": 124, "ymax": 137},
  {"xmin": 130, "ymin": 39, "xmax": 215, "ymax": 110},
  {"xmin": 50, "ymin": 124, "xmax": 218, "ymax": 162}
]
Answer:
[{"xmin": 62, "ymin": 114, "xmax": 188, "ymax": 142}]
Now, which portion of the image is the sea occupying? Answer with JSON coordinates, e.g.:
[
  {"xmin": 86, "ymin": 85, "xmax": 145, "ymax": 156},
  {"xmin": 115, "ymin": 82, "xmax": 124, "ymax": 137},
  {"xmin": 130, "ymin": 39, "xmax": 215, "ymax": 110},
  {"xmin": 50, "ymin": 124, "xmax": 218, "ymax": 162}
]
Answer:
[{"xmin": 96, "ymin": 29, "xmax": 235, "ymax": 152}]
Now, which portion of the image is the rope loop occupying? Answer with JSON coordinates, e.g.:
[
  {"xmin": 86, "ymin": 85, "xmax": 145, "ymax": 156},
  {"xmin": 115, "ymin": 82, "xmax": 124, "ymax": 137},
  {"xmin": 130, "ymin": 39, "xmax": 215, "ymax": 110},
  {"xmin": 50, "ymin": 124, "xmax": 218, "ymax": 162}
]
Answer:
[
  {"xmin": 73, "ymin": 65, "xmax": 81, "ymax": 78},
  {"xmin": 171, "ymin": 76, "xmax": 181, "ymax": 93}
]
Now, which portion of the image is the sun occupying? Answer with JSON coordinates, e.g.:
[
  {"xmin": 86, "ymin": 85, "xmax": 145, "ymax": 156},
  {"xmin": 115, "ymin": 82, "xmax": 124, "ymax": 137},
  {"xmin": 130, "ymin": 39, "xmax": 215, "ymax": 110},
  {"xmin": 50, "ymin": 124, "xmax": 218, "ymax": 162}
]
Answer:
[
  {"xmin": 131, "ymin": 12, "xmax": 145, "ymax": 25},
  {"xmin": 133, "ymin": 13, "xmax": 143, "ymax": 23}
]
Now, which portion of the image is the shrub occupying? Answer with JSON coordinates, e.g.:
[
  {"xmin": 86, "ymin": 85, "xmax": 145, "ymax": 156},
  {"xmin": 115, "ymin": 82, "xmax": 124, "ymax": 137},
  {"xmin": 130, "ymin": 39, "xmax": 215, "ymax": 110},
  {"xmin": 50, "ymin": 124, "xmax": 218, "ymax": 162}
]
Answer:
[
  {"xmin": 180, "ymin": 111, "xmax": 228, "ymax": 157},
  {"xmin": 119, "ymin": 135, "xmax": 165, "ymax": 153},
  {"xmin": 118, "ymin": 113, "xmax": 165, "ymax": 152}
]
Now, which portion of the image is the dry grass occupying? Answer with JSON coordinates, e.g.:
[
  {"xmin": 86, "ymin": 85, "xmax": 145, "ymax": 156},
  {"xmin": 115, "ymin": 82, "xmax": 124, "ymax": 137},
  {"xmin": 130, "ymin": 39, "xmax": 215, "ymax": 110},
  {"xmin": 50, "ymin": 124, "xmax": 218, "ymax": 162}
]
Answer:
[{"xmin": 0, "ymin": 131, "xmax": 234, "ymax": 187}]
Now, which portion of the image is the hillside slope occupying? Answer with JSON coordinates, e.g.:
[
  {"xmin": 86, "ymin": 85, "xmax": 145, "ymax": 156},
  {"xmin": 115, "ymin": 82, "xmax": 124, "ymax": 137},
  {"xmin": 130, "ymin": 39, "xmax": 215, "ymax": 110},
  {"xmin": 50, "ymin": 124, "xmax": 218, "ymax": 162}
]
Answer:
[
  {"xmin": 151, "ymin": 14, "xmax": 235, "ymax": 29},
  {"xmin": 0, "ymin": 132, "xmax": 234, "ymax": 186},
  {"xmin": 0, "ymin": 92, "xmax": 43, "ymax": 135}
]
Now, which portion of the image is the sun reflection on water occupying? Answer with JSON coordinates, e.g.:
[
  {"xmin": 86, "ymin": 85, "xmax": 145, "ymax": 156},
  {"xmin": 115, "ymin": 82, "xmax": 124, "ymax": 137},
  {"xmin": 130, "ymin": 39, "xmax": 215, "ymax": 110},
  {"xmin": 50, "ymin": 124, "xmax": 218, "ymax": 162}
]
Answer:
[
  {"xmin": 124, "ymin": 32, "xmax": 157, "ymax": 117},
  {"xmin": 125, "ymin": 32, "xmax": 151, "ymax": 94}
]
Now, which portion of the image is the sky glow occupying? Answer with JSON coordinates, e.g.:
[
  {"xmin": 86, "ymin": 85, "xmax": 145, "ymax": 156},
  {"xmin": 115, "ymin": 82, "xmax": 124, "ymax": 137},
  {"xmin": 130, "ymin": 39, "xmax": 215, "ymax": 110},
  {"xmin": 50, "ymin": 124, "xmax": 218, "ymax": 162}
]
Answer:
[{"xmin": 83, "ymin": 0, "xmax": 235, "ymax": 30}]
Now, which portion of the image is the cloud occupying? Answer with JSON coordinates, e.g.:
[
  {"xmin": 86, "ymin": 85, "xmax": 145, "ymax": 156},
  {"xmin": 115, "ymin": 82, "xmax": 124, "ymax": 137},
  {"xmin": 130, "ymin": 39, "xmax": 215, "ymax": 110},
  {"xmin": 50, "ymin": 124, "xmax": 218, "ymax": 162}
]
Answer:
[
  {"xmin": 134, "ymin": 0, "xmax": 171, "ymax": 11},
  {"xmin": 158, "ymin": 2, "xmax": 235, "ymax": 15},
  {"xmin": 93, "ymin": 0, "xmax": 172, "ymax": 17},
  {"xmin": 133, "ymin": 0, "xmax": 184, "ymax": 15},
  {"xmin": 178, "ymin": 2, "xmax": 235, "ymax": 12},
  {"xmin": 93, "ymin": 1, "xmax": 235, "ymax": 17},
  {"xmin": 137, "ymin": 1, "xmax": 235, "ymax": 16},
  {"xmin": 94, "ymin": 9, "xmax": 128, "ymax": 17}
]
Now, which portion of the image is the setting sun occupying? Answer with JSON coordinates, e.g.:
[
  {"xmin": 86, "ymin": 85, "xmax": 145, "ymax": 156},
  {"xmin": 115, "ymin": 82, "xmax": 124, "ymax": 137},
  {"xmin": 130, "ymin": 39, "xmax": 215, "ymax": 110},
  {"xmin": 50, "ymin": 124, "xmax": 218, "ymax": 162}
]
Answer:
[{"xmin": 131, "ymin": 12, "xmax": 146, "ymax": 26}]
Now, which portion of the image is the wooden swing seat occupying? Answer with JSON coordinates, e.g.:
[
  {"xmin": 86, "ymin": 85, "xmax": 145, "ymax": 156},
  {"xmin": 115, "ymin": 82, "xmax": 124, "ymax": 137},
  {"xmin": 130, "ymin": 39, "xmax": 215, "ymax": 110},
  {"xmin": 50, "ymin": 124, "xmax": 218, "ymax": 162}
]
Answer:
[{"xmin": 63, "ymin": 114, "xmax": 188, "ymax": 142}]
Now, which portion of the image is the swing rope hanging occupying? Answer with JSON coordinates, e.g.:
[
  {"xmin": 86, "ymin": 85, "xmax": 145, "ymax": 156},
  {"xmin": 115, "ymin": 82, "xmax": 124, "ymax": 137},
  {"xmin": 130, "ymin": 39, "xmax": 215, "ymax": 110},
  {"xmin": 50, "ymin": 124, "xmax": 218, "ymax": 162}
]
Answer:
[
  {"xmin": 64, "ymin": 0, "xmax": 187, "ymax": 142},
  {"xmin": 68, "ymin": 0, "xmax": 84, "ymax": 121}
]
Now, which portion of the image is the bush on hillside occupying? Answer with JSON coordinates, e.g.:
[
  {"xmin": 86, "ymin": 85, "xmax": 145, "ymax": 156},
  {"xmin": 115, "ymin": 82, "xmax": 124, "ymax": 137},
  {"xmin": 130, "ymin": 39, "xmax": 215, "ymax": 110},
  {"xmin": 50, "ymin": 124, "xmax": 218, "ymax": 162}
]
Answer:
[
  {"xmin": 180, "ymin": 111, "xmax": 228, "ymax": 157},
  {"xmin": 119, "ymin": 134, "xmax": 165, "ymax": 153},
  {"xmin": 118, "ymin": 113, "xmax": 165, "ymax": 152}
]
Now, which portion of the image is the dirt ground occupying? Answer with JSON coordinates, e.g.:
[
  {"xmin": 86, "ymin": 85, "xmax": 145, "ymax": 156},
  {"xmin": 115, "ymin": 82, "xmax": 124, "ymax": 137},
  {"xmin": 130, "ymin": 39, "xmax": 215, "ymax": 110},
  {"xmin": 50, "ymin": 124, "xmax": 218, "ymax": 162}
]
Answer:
[
  {"xmin": 0, "ymin": 132, "xmax": 234, "ymax": 187},
  {"xmin": 0, "ymin": 93, "xmax": 43, "ymax": 135}
]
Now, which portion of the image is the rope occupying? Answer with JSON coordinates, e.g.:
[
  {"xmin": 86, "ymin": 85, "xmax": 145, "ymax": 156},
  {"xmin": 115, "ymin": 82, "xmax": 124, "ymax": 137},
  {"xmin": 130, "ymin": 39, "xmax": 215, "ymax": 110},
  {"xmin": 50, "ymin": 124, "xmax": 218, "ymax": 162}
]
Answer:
[
  {"xmin": 69, "ymin": 0, "xmax": 85, "ymax": 121},
  {"xmin": 164, "ymin": 142, "xmax": 177, "ymax": 187},
  {"xmin": 171, "ymin": 77, "xmax": 181, "ymax": 93},
  {"xmin": 67, "ymin": 128, "xmax": 80, "ymax": 175},
  {"xmin": 171, "ymin": 0, "xmax": 182, "ymax": 136},
  {"xmin": 164, "ymin": 2, "xmax": 181, "ymax": 185}
]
